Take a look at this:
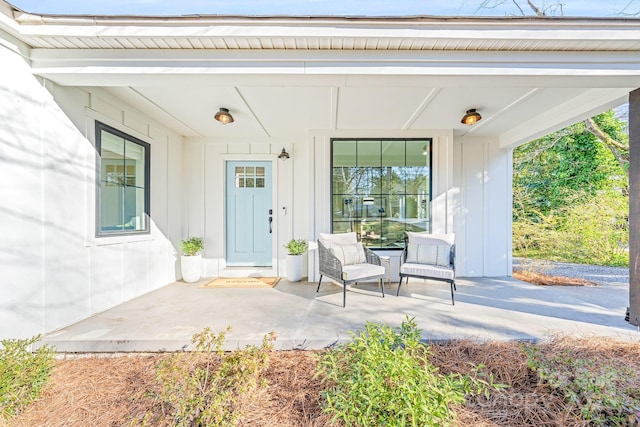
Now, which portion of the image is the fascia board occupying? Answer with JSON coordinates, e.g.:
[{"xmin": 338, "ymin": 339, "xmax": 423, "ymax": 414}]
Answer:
[{"xmin": 28, "ymin": 49, "xmax": 640, "ymax": 75}]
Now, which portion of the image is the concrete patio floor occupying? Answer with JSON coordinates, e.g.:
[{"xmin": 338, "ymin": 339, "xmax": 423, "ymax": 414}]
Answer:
[{"xmin": 40, "ymin": 276, "xmax": 640, "ymax": 353}]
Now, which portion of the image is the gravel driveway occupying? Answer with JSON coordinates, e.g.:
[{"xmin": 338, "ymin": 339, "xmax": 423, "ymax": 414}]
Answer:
[{"xmin": 513, "ymin": 258, "xmax": 629, "ymax": 287}]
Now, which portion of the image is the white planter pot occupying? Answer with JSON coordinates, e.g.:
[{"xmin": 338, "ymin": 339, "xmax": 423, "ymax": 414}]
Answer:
[
  {"xmin": 181, "ymin": 254, "xmax": 202, "ymax": 283},
  {"xmin": 286, "ymin": 254, "xmax": 304, "ymax": 282}
]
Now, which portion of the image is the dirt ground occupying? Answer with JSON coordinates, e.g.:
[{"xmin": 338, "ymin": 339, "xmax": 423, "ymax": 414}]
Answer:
[{"xmin": 6, "ymin": 336, "xmax": 640, "ymax": 427}]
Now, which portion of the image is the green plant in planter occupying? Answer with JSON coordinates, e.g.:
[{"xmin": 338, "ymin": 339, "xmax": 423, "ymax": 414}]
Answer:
[
  {"xmin": 181, "ymin": 237, "xmax": 204, "ymax": 256},
  {"xmin": 284, "ymin": 239, "xmax": 308, "ymax": 255}
]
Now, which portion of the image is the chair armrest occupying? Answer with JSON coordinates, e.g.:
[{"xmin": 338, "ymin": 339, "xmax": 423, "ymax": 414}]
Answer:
[
  {"xmin": 399, "ymin": 246, "xmax": 408, "ymax": 266},
  {"xmin": 363, "ymin": 246, "xmax": 381, "ymax": 265},
  {"xmin": 450, "ymin": 244, "xmax": 456, "ymax": 271},
  {"xmin": 318, "ymin": 240, "xmax": 343, "ymax": 280}
]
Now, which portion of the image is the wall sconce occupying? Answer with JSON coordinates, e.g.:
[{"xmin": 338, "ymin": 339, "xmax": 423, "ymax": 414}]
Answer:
[
  {"xmin": 214, "ymin": 107, "xmax": 234, "ymax": 125},
  {"xmin": 461, "ymin": 108, "xmax": 482, "ymax": 125},
  {"xmin": 278, "ymin": 147, "xmax": 290, "ymax": 160}
]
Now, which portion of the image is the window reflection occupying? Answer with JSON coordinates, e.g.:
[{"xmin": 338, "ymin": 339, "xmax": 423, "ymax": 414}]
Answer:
[{"xmin": 331, "ymin": 139, "xmax": 431, "ymax": 249}]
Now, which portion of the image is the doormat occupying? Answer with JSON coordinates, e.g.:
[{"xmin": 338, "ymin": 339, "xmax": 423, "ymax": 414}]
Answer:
[{"xmin": 200, "ymin": 277, "xmax": 280, "ymax": 289}]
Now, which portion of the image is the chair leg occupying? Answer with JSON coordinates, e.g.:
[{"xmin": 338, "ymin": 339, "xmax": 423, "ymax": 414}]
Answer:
[
  {"xmin": 450, "ymin": 281, "xmax": 455, "ymax": 305},
  {"xmin": 342, "ymin": 281, "xmax": 347, "ymax": 307},
  {"xmin": 396, "ymin": 276, "xmax": 404, "ymax": 296},
  {"xmin": 316, "ymin": 275, "xmax": 323, "ymax": 293},
  {"xmin": 379, "ymin": 278, "xmax": 385, "ymax": 298}
]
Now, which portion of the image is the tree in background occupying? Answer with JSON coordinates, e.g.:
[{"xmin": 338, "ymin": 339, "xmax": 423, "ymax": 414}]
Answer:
[{"xmin": 513, "ymin": 111, "xmax": 629, "ymax": 266}]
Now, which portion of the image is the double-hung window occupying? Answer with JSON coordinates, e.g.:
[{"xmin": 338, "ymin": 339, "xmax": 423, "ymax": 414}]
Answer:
[
  {"xmin": 331, "ymin": 138, "xmax": 432, "ymax": 249},
  {"xmin": 95, "ymin": 121, "xmax": 150, "ymax": 236}
]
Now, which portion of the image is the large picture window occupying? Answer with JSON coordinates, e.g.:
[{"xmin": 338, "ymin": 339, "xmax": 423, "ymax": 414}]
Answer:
[
  {"xmin": 331, "ymin": 138, "xmax": 431, "ymax": 249},
  {"xmin": 96, "ymin": 122, "xmax": 150, "ymax": 236}
]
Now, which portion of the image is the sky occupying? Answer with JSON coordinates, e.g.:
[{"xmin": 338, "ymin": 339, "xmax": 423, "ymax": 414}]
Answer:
[{"xmin": 7, "ymin": 0, "xmax": 640, "ymax": 17}]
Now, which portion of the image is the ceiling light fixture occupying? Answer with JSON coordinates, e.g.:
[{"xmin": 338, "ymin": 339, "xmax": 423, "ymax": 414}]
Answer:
[
  {"xmin": 278, "ymin": 147, "xmax": 290, "ymax": 160},
  {"xmin": 461, "ymin": 108, "xmax": 482, "ymax": 126},
  {"xmin": 214, "ymin": 107, "xmax": 234, "ymax": 125}
]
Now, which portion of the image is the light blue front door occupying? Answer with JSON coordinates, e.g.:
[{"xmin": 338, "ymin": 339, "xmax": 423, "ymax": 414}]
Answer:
[{"xmin": 226, "ymin": 161, "xmax": 273, "ymax": 266}]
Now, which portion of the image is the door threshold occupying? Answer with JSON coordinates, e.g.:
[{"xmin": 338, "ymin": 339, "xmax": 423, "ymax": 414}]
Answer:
[{"xmin": 220, "ymin": 267, "xmax": 277, "ymax": 278}]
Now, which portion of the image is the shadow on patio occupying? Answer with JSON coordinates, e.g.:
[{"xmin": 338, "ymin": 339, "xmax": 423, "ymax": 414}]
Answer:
[{"xmin": 40, "ymin": 276, "xmax": 638, "ymax": 353}]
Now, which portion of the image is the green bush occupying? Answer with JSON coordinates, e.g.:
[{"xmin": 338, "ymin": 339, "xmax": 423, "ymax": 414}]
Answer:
[
  {"xmin": 0, "ymin": 335, "xmax": 55, "ymax": 418},
  {"xmin": 524, "ymin": 344, "xmax": 640, "ymax": 426},
  {"xmin": 316, "ymin": 318, "xmax": 502, "ymax": 427},
  {"xmin": 513, "ymin": 191, "xmax": 628, "ymax": 267}
]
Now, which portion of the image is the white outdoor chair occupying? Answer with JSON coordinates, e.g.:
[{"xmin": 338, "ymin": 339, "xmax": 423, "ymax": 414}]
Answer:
[
  {"xmin": 316, "ymin": 232, "xmax": 386, "ymax": 307},
  {"xmin": 397, "ymin": 232, "xmax": 456, "ymax": 305}
]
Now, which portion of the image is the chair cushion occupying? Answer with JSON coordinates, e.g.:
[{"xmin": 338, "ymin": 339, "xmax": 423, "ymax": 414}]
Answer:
[
  {"xmin": 326, "ymin": 242, "xmax": 366, "ymax": 266},
  {"xmin": 400, "ymin": 263, "xmax": 455, "ymax": 281},
  {"xmin": 318, "ymin": 232, "xmax": 358, "ymax": 246},
  {"xmin": 406, "ymin": 242, "xmax": 451, "ymax": 266},
  {"xmin": 342, "ymin": 263, "xmax": 385, "ymax": 281},
  {"xmin": 406, "ymin": 232, "xmax": 455, "ymax": 246},
  {"xmin": 406, "ymin": 232, "xmax": 454, "ymax": 266}
]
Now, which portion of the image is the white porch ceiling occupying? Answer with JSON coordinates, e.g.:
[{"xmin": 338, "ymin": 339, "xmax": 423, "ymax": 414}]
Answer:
[{"xmin": 2, "ymin": 3, "xmax": 640, "ymax": 146}]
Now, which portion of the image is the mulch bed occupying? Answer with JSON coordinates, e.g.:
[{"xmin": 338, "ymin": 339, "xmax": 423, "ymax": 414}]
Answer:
[
  {"xmin": 7, "ymin": 337, "xmax": 640, "ymax": 427},
  {"xmin": 513, "ymin": 269, "xmax": 598, "ymax": 287}
]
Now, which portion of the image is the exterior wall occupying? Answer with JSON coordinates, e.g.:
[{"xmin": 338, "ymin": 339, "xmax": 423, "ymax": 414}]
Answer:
[
  {"xmin": 456, "ymin": 135, "xmax": 512, "ymax": 277},
  {"xmin": 306, "ymin": 130, "xmax": 512, "ymax": 280},
  {"xmin": 182, "ymin": 138, "xmax": 308, "ymax": 278},
  {"xmin": 0, "ymin": 42, "xmax": 183, "ymax": 339}
]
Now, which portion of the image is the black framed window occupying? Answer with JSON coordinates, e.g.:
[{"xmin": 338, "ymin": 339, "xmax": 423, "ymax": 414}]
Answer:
[
  {"xmin": 331, "ymin": 138, "xmax": 432, "ymax": 249},
  {"xmin": 95, "ymin": 121, "xmax": 150, "ymax": 236}
]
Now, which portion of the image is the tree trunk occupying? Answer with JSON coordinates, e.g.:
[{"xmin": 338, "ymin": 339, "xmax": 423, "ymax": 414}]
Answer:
[
  {"xmin": 584, "ymin": 117, "xmax": 629, "ymax": 175},
  {"xmin": 629, "ymin": 88, "xmax": 640, "ymax": 326}
]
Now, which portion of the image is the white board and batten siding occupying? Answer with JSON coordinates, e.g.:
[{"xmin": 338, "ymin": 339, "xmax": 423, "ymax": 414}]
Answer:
[{"xmin": 0, "ymin": 43, "xmax": 183, "ymax": 339}]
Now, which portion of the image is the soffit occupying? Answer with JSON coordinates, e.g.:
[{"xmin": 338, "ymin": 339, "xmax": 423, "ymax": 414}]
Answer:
[{"xmin": 2, "ymin": 3, "xmax": 639, "ymax": 147}]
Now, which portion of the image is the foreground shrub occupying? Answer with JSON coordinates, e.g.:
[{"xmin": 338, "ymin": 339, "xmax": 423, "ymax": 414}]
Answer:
[
  {"xmin": 140, "ymin": 326, "xmax": 275, "ymax": 426},
  {"xmin": 316, "ymin": 318, "xmax": 503, "ymax": 427},
  {"xmin": 524, "ymin": 342, "xmax": 640, "ymax": 426},
  {"xmin": 0, "ymin": 336, "xmax": 55, "ymax": 418}
]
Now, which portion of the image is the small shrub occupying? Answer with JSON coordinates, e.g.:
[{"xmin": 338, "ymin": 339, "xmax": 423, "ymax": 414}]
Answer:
[
  {"xmin": 523, "ymin": 343, "xmax": 640, "ymax": 426},
  {"xmin": 316, "ymin": 317, "xmax": 503, "ymax": 427},
  {"xmin": 145, "ymin": 326, "xmax": 275, "ymax": 426},
  {"xmin": 181, "ymin": 237, "xmax": 204, "ymax": 256},
  {"xmin": 284, "ymin": 239, "xmax": 308, "ymax": 255},
  {"xmin": 0, "ymin": 335, "xmax": 55, "ymax": 418}
]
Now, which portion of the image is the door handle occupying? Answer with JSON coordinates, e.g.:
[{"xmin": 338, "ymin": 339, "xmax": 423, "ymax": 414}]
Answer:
[{"xmin": 269, "ymin": 216, "xmax": 273, "ymax": 234}]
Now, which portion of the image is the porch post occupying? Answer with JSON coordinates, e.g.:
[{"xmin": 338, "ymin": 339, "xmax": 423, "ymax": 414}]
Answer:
[{"xmin": 629, "ymin": 88, "xmax": 640, "ymax": 326}]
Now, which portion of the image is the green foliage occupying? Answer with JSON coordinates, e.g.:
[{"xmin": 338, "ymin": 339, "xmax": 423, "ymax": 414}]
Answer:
[
  {"xmin": 513, "ymin": 109, "xmax": 629, "ymax": 267},
  {"xmin": 143, "ymin": 326, "xmax": 274, "ymax": 426},
  {"xmin": 523, "ymin": 344, "xmax": 640, "ymax": 426},
  {"xmin": 315, "ymin": 318, "xmax": 503, "ymax": 427},
  {"xmin": 513, "ymin": 112, "xmax": 626, "ymax": 222},
  {"xmin": 181, "ymin": 236, "xmax": 204, "ymax": 256},
  {"xmin": 284, "ymin": 239, "xmax": 308, "ymax": 255},
  {"xmin": 0, "ymin": 336, "xmax": 55, "ymax": 418},
  {"xmin": 513, "ymin": 190, "xmax": 628, "ymax": 266}
]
